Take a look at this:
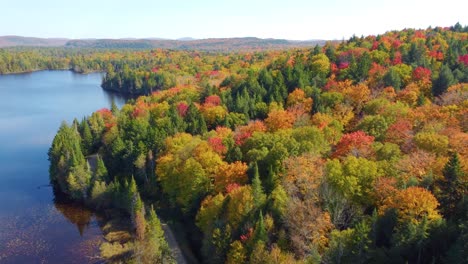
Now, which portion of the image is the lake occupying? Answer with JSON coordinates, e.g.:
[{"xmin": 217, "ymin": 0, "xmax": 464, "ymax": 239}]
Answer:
[{"xmin": 0, "ymin": 71, "xmax": 128, "ymax": 263}]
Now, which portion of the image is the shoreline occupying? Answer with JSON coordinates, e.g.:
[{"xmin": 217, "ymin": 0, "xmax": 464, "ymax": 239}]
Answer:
[{"xmin": 0, "ymin": 68, "xmax": 105, "ymax": 75}]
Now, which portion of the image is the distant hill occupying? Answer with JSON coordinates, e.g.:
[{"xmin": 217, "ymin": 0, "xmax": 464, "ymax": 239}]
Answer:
[
  {"xmin": 0, "ymin": 36, "xmax": 326, "ymax": 51},
  {"xmin": 0, "ymin": 36, "xmax": 69, "ymax": 47}
]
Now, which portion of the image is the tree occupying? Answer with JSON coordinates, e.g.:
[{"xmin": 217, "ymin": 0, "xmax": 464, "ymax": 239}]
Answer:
[
  {"xmin": 67, "ymin": 164, "xmax": 92, "ymax": 200},
  {"xmin": 380, "ymin": 187, "xmax": 441, "ymax": 224},
  {"xmin": 227, "ymin": 241, "xmax": 247, "ymax": 264},
  {"xmin": 310, "ymin": 53, "xmax": 331, "ymax": 78},
  {"xmin": 252, "ymin": 211, "xmax": 268, "ymax": 245},
  {"xmin": 214, "ymin": 161, "xmax": 248, "ymax": 193},
  {"xmin": 184, "ymin": 102, "xmax": 208, "ymax": 135},
  {"xmin": 286, "ymin": 88, "xmax": 313, "ymax": 114},
  {"xmin": 89, "ymin": 180, "xmax": 109, "ymax": 209},
  {"xmin": 414, "ymin": 132, "xmax": 449, "ymax": 155},
  {"xmin": 326, "ymin": 156, "xmax": 381, "ymax": 205},
  {"xmin": 282, "ymin": 154, "xmax": 324, "ymax": 202},
  {"xmin": 264, "ymin": 108, "xmax": 295, "ymax": 132},
  {"xmin": 252, "ymin": 163, "xmax": 266, "ymax": 209},
  {"xmin": 94, "ymin": 155, "xmax": 108, "ymax": 181},
  {"xmin": 141, "ymin": 205, "xmax": 171, "ymax": 263},
  {"xmin": 432, "ymin": 65, "xmax": 455, "ymax": 96},
  {"xmin": 324, "ymin": 221, "xmax": 372, "ymax": 264},
  {"xmin": 438, "ymin": 152, "xmax": 467, "ymax": 217},
  {"xmin": 156, "ymin": 133, "xmax": 223, "ymax": 212},
  {"xmin": 48, "ymin": 121, "xmax": 90, "ymax": 199},
  {"xmin": 357, "ymin": 115, "xmax": 389, "ymax": 141},
  {"xmin": 133, "ymin": 193, "xmax": 146, "ymax": 241},
  {"xmin": 384, "ymin": 67, "xmax": 402, "ymax": 90},
  {"xmin": 285, "ymin": 198, "xmax": 333, "ymax": 257},
  {"xmin": 333, "ymin": 131, "xmax": 374, "ymax": 158},
  {"xmin": 81, "ymin": 119, "xmax": 93, "ymax": 154}
]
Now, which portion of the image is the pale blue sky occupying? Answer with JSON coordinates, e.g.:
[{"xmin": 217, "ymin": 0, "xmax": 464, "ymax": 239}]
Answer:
[{"xmin": 1, "ymin": 0, "xmax": 466, "ymax": 40}]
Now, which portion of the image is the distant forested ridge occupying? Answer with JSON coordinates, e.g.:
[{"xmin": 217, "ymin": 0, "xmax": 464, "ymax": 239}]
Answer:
[
  {"xmin": 49, "ymin": 24, "xmax": 468, "ymax": 263},
  {"xmin": 0, "ymin": 35, "xmax": 325, "ymax": 50}
]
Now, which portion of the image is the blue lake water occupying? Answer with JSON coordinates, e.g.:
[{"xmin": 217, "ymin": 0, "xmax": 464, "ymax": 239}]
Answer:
[{"xmin": 0, "ymin": 71, "xmax": 127, "ymax": 263}]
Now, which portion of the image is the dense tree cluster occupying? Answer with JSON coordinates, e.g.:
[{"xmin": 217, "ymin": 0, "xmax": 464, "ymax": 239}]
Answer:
[{"xmin": 46, "ymin": 25, "xmax": 467, "ymax": 263}]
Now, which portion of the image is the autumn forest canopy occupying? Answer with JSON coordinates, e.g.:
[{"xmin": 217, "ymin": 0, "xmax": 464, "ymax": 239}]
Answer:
[{"xmin": 4, "ymin": 24, "xmax": 467, "ymax": 263}]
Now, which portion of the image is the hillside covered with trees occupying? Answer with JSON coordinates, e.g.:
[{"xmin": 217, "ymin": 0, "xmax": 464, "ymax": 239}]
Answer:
[{"xmin": 46, "ymin": 24, "xmax": 468, "ymax": 263}]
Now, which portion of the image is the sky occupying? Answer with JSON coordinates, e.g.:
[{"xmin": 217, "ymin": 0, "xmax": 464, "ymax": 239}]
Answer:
[{"xmin": 1, "ymin": 0, "xmax": 466, "ymax": 40}]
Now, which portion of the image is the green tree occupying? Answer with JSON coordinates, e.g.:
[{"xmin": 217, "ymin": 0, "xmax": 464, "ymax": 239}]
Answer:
[
  {"xmin": 252, "ymin": 211, "xmax": 268, "ymax": 245},
  {"xmin": 252, "ymin": 163, "xmax": 267, "ymax": 209},
  {"xmin": 383, "ymin": 67, "xmax": 402, "ymax": 90},
  {"xmin": 48, "ymin": 121, "xmax": 89, "ymax": 198},
  {"xmin": 438, "ymin": 152, "xmax": 467, "ymax": 218},
  {"xmin": 94, "ymin": 155, "xmax": 108, "ymax": 182},
  {"xmin": 140, "ymin": 205, "xmax": 171, "ymax": 263},
  {"xmin": 432, "ymin": 65, "xmax": 455, "ymax": 96},
  {"xmin": 326, "ymin": 156, "xmax": 381, "ymax": 205},
  {"xmin": 80, "ymin": 119, "xmax": 93, "ymax": 155},
  {"xmin": 357, "ymin": 115, "xmax": 389, "ymax": 141}
]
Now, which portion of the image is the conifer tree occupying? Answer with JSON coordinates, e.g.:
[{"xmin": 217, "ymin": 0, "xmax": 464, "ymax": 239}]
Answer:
[
  {"xmin": 253, "ymin": 211, "xmax": 267, "ymax": 245},
  {"xmin": 95, "ymin": 155, "xmax": 108, "ymax": 182},
  {"xmin": 432, "ymin": 65, "xmax": 455, "ymax": 96},
  {"xmin": 252, "ymin": 163, "xmax": 266, "ymax": 208},
  {"xmin": 81, "ymin": 119, "xmax": 93, "ymax": 155},
  {"xmin": 142, "ymin": 205, "xmax": 170, "ymax": 262},
  {"xmin": 439, "ymin": 152, "xmax": 466, "ymax": 217}
]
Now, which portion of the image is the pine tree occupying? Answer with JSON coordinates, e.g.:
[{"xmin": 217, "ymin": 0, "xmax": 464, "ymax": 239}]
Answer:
[
  {"xmin": 185, "ymin": 102, "xmax": 202, "ymax": 134},
  {"xmin": 168, "ymin": 104, "xmax": 186, "ymax": 133},
  {"xmin": 253, "ymin": 211, "xmax": 267, "ymax": 245},
  {"xmin": 111, "ymin": 100, "xmax": 119, "ymax": 116},
  {"xmin": 199, "ymin": 115, "xmax": 208, "ymax": 134},
  {"xmin": 432, "ymin": 65, "xmax": 455, "ymax": 96},
  {"xmin": 146, "ymin": 205, "xmax": 167, "ymax": 249},
  {"xmin": 313, "ymin": 44, "xmax": 321, "ymax": 55},
  {"xmin": 439, "ymin": 152, "xmax": 466, "ymax": 217},
  {"xmin": 95, "ymin": 155, "xmax": 108, "ymax": 182},
  {"xmin": 133, "ymin": 193, "xmax": 146, "ymax": 241},
  {"xmin": 81, "ymin": 119, "xmax": 93, "ymax": 155},
  {"xmin": 126, "ymin": 176, "xmax": 138, "ymax": 214},
  {"xmin": 383, "ymin": 67, "xmax": 402, "ymax": 90},
  {"xmin": 252, "ymin": 163, "xmax": 266, "ymax": 209},
  {"xmin": 49, "ymin": 121, "xmax": 87, "ymax": 194}
]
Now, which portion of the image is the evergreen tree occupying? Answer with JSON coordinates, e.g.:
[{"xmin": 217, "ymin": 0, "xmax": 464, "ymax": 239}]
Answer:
[
  {"xmin": 133, "ymin": 192, "xmax": 146, "ymax": 241},
  {"xmin": 184, "ymin": 102, "xmax": 205, "ymax": 134},
  {"xmin": 48, "ymin": 121, "xmax": 87, "ymax": 194},
  {"xmin": 81, "ymin": 119, "xmax": 93, "ymax": 155},
  {"xmin": 110, "ymin": 100, "xmax": 119, "ymax": 116},
  {"xmin": 253, "ymin": 211, "xmax": 267, "ymax": 245},
  {"xmin": 383, "ymin": 67, "xmax": 402, "ymax": 90},
  {"xmin": 95, "ymin": 155, "xmax": 108, "ymax": 182},
  {"xmin": 438, "ymin": 152, "xmax": 466, "ymax": 218},
  {"xmin": 126, "ymin": 176, "xmax": 138, "ymax": 214},
  {"xmin": 252, "ymin": 163, "xmax": 266, "ymax": 209},
  {"xmin": 168, "ymin": 104, "xmax": 186, "ymax": 133},
  {"xmin": 313, "ymin": 44, "xmax": 321, "ymax": 55},
  {"xmin": 432, "ymin": 65, "xmax": 455, "ymax": 96},
  {"xmin": 356, "ymin": 52, "xmax": 372, "ymax": 81},
  {"xmin": 142, "ymin": 205, "xmax": 170, "ymax": 262},
  {"xmin": 325, "ymin": 44, "xmax": 337, "ymax": 63}
]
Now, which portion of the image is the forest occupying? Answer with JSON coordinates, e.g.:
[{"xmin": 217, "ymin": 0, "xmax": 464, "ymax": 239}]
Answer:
[{"xmin": 25, "ymin": 23, "xmax": 468, "ymax": 263}]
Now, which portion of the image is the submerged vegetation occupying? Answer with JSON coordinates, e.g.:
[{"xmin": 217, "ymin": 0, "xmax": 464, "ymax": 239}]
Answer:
[{"xmin": 39, "ymin": 24, "xmax": 468, "ymax": 263}]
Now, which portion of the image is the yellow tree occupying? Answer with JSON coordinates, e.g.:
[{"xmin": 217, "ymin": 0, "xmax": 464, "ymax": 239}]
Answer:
[{"xmin": 379, "ymin": 187, "xmax": 441, "ymax": 224}]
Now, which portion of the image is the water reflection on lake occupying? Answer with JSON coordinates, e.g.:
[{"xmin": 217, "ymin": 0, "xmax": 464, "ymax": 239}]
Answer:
[{"xmin": 0, "ymin": 71, "xmax": 128, "ymax": 263}]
